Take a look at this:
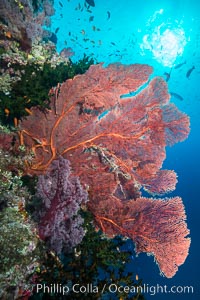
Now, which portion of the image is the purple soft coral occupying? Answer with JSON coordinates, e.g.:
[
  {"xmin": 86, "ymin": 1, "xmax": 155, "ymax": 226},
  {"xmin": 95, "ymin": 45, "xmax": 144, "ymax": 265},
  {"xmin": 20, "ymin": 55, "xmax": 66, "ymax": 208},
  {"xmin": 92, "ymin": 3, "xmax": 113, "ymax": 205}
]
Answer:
[{"xmin": 36, "ymin": 156, "xmax": 88, "ymax": 254}]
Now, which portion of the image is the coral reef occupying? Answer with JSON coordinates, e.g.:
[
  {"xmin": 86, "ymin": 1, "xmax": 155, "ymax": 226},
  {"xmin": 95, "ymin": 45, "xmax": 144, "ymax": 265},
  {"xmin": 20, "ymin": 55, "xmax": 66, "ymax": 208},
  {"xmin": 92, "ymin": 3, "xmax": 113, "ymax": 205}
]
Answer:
[
  {"xmin": 17, "ymin": 62, "xmax": 190, "ymax": 277},
  {"xmin": 0, "ymin": 1, "xmax": 98, "ymax": 127},
  {"xmin": 0, "ymin": 38, "xmax": 95, "ymax": 125},
  {"xmin": 0, "ymin": 0, "xmax": 54, "ymax": 50},
  {"xmin": 0, "ymin": 140, "xmax": 42, "ymax": 299}
]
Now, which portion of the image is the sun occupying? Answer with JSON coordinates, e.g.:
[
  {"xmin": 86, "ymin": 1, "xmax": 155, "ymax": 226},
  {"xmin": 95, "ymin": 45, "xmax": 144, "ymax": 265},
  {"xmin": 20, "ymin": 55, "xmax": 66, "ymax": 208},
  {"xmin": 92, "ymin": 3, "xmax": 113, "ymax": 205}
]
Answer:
[{"xmin": 140, "ymin": 9, "xmax": 187, "ymax": 67}]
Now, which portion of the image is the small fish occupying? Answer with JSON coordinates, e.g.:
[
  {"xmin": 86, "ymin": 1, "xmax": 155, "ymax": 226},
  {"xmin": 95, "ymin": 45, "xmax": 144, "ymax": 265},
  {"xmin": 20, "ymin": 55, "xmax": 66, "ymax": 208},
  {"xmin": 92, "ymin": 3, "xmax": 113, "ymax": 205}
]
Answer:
[
  {"xmin": 59, "ymin": 1, "xmax": 63, "ymax": 7},
  {"xmin": 170, "ymin": 92, "xmax": 183, "ymax": 101},
  {"xmin": 136, "ymin": 274, "xmax": 139, "ymax": 281},
  {"xmin": 92, "ymin": 25, "xmax": 96, "ymax": 31},
  {"xmin": 80, "ymin": 29, "xmax": 86, "ymax": 35},
  {"xmin": 75, "ymin": 3, "xmax": 81, "ymax": 10},
  {"xmin": 107, "ymin": 11, "xmax": 111, "ymax": 20},
  {"xmin": 186, "ymin": 66, "xmax": 195, "ymax": 78},
  {"xmin": 174, "ymin": 60, "xmax": 186, "ymax": 69},
  {"xmin": 14, "ymin": 117, "xmax": 18, "ymax": 127},
  {"xmin": 89, "ymin": 16, "xmax": 94, "ymax": 22},
  {"xmin": 25, "ymin": 107, "xmax": 33, "ymax": 115},
  {"xmin": 163, "ymin": 72, "xmax": 171, "ymax": 82},
  {"xmin": 111, "ymin": 42, "xmax": 116, "ymax": 46},
  {"xmin": 55, "ymin": 27, "xmax": 60, "ymax": 34},
  {"xmin": 4, "ymin": 108, "xmax": 10, "ymax": 116},
  {"xmin": 163, "ymin": 68, "xmax": 172, "ymax": 82},
  {"xmin": 85, "ymin": 0, "xmax": 95, "ymax": 7},
  {"xmin": 4, "ymin": 31, "xmax": 12, "ymax": 38}
]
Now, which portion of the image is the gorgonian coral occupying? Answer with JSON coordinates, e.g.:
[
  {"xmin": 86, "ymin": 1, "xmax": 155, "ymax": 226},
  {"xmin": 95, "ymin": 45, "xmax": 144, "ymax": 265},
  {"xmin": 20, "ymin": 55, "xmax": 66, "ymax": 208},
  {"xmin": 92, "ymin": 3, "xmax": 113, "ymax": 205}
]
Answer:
[{"xmin": 18, "ymin": 63, "xmax": 190, "ymax": 277}]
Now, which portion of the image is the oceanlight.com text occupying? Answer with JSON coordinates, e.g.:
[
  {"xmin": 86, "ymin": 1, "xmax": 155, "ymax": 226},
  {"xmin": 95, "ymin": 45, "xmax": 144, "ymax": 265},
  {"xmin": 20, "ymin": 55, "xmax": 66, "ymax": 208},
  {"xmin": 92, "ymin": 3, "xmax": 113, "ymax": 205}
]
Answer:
[
  {"xmin": 107, "ymin": 283, "xmax": 194, "ymax": 296},
  {"xmin": 36, "ymin": 283, "xmax": 194, "ymax": 296}
]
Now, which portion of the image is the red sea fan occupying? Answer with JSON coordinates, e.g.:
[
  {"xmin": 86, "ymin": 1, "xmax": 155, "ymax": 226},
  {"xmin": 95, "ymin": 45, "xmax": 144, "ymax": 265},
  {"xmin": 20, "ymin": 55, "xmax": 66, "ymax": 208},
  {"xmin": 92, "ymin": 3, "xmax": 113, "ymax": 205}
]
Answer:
[
  {"xmin": 142, "ymin": 169, "xmax": 178, "ymax": 195},
  {"xmin": 93, "ymin": 196, "xmax": 190, "ymax": 278},
  {"xmin": 18, "ymin": 63, "xmax": 190, "ymax": 277}
]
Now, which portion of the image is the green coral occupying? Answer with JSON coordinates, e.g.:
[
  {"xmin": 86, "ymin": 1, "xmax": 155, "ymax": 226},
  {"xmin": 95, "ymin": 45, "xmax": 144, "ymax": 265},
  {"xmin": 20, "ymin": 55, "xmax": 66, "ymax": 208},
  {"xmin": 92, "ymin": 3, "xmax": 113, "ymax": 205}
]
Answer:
[
  {"xmin": 0, "ymin": 48, "xmax": 95, "ymax": 126},
  {"xmin": 0, "ymin": 34, "xmax": 95, "ymax": 126}
]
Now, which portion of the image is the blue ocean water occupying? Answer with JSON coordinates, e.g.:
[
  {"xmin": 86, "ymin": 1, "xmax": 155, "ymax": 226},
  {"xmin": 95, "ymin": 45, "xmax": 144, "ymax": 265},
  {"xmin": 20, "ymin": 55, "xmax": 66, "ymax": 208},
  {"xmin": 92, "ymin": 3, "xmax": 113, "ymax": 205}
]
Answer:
[{"xmin": 50, "ymin": 0, "xmax": 200, "ymax": 299}]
